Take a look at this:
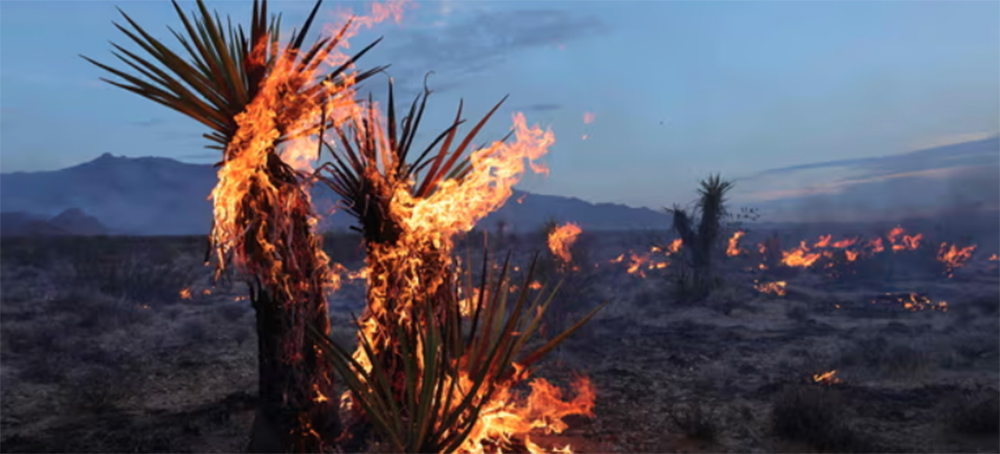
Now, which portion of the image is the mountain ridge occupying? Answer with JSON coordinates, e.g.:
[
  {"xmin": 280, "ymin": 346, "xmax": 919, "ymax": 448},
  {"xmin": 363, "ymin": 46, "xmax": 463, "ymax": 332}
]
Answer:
[{"xmin": 0, "ymin": 154, "xmax": 670, "ymax": 235}]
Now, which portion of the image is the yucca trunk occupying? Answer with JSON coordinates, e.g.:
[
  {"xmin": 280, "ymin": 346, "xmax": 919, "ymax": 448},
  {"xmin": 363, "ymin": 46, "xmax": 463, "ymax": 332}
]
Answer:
[
  {"xmin": 235, "ymin": 154, "xmax": 340, "ymax": 453},
  {"xmin": 249, "ymin": 288, "xmax": 339, "ymax": 453}
]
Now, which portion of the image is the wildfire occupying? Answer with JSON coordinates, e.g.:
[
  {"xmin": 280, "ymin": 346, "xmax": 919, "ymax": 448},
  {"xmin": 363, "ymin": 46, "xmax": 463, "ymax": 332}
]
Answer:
[
  {"xmin": 305, "ymin": 45, "xmax": 596, "ymax": 453},
  {"xmin": 873, "ymin": 292, "xmax": 948, "ymax": 312},
  {"xmin": 812, "ymin": 370, "xmax": 841, "ymax": 385},
  {"xmin": 781, "ymin": 241, "xmax": 822, "ymax": 268},
  {"xmin": 667, "ymin": 238, "xmax": 683, "ymax": 254},
  {"xmin": 886, "ymin": 226, "xmax": 922, "ymax": 252},
  {"xmin": 726, "ymin": 230, "xmax": 745, "ymax": 257},
  {"xmin": 937, "ymin": 242, "xmax": 976, "ymax": 277},
  {"xmin": 754, "ymin": 280, "xmax": 787, "ymax": 296},
  {"xmin": 548, "ymin": 223, "xmax": 582, "ymax": 267}
]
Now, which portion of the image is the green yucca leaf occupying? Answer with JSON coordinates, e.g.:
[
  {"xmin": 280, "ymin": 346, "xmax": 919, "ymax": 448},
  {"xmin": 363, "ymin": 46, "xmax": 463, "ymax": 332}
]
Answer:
[
  {"xmin": 312, "ymin": 249, "xmax": 604, "ymax": 452},
  {"xmin": 83, "ymin": 0, "xmax": 381, "ymax": 153}
]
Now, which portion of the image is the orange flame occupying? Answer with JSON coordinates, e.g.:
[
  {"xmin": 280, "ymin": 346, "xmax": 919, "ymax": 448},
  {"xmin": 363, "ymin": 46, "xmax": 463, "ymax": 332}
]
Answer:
[
  {"xmin": 937, "ymin": 242, "xmax": 976, "ymax": 277},
  {"xmin": 813, "ymin": 234, "xmax": 832, "ymax": 248},
  {"xmin": 726, "ymin": 230, "xmax": 745, "ymax": 257},
  {"xmin": 989, "ymin": 254, "xmax": 998, "ymax": 262},
  {"xmin": 667, "ymin": 238, "xmax": 683, "ymax": 254},
  {"xmin": 548, "ymin": 223, "xmax": 582, "ymax": 266},
  {"xmin": 754, "ymin": 280, "xmax": 787, "ymax": 296},
  {"xmin": 781, "ymin": 241, "xmax": 822, "ymax": 268},
  {"xmin": 830, "ymin": 238, "xmax": 857, "ymax": 249},
  {"xmin": 179, "ymin": 287, "xmax": 192, "ymax": 300},
  {"xmin": 812, "ymin": 370, "xmax": 841, "ymax": 385}
]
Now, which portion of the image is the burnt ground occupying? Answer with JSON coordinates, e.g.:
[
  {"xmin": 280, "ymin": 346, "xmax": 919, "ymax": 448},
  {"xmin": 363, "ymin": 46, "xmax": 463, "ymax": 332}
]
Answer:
[{"xmin": 1, "ymin": 229, "xmax": 997, "ymax": 453}]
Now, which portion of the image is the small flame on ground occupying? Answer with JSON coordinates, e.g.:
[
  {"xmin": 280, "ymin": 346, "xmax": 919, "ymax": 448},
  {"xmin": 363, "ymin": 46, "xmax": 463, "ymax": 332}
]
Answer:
[
  {"xmin": 754, "ymin": 280, "xmax": 787, "ymax": 296},
  {"xmin": 937, "ymin": 242, "xmax": 976, "ymax": 277},
  {"xmin": 667, "ymin": 239, "xmax": 683, "ymax": 254},
  {"xmin": 548, "ymin": 223, "xmax": 582, "ymax": 266},
  {"xmin": 179, "ymin": 288, "xmax": 192, "ymax": 300},
  {"xmin": 813, "ymin": 370, "xmax": 841, "ymax": 385},
  {"xmin": 727, "ymin": 230, "xmax": 745, "ymax": 257}
]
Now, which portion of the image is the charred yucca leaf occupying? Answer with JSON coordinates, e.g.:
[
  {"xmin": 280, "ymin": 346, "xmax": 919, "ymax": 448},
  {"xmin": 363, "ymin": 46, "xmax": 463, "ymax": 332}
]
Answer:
[{"xmin": 310, "ymin": 252, "xmax": 605, "ymax": 453}]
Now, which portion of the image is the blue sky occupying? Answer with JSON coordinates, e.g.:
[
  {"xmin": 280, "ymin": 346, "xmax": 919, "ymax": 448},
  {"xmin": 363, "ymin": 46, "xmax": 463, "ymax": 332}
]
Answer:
[{"xmin": 1, "ymin": 0, "xmax": 997, "ymax": 210}]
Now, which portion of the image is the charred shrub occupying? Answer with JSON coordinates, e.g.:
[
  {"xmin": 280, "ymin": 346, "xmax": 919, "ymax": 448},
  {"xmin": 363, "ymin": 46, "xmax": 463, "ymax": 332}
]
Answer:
[
  {"xmin": 61, "ymin": 237, "xmax": 200, "ymax": 304},
  {"xmin": 68, "ymin": 365, "xmax": 144, "ymax": 414},
  {"xmin": 950, "ymin": 390, "xmax": 1000, "ymax": 435},
  {"xmin": 74, "ymin": 294, "xmax": 155, "ymax": 334},
  {"xmin": 879, "ymin": 343, "xmax": 932, "ymax": 378},
  {"xmin": 668, "ymin": 402, "xmax": 718, "ymax": 442},
  {"xmin": 772, "ymin": 385, "xmax": 873, "ymax": 452},
  {"xmin": 178, "ymin": 317, "xmax": 210, "ymax": 344}
]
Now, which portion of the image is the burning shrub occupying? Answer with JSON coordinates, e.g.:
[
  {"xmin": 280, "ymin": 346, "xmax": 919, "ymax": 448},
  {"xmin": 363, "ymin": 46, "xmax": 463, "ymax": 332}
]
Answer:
[{"xmin": 312, "ymin": 254, "xmax": 603, "ymax": 453}]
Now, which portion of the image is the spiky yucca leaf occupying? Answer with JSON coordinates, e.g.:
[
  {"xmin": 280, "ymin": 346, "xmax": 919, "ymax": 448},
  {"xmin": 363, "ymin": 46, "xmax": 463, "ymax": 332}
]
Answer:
[
  {"xmin": 314, "ymin": 79, "xmax": 510, "ymax": 243},
  {"xmin": 695, "ymin": 173, "xmax": 734, "ymax": 248},
  {"xmin": 310, "ymin": 252, "xmax": 605, "ymax": 453},
  {"xmin": 81, "ymin": 0, "xmax": 385, "ymax": 155}
]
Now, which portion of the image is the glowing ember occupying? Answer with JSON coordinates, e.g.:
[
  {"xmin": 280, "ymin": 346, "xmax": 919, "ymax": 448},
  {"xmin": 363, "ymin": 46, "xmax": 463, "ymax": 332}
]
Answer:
[
  {"xmin": 990, "ymin": 254, "xmax": 999, "ymax": 262},
  {"xmin": 726, "ymin": 230, "xmax": 746, "ymax": 257},
  {"xmin": 937, "ymin": 242, "xmax": 976, "ymax": 277},
  {"xmin": 868, "ymin": 237, "xmax": 885, "ymax": 254},
  {"xmin": 812, "ymin": 370, "xmax": 842, "ymax": 385},
  {"xmin": 548, "ymin": 222, "xmax": 583, "ymax": 267},
  {"xmin": 830, "ymin": 238, "xmax": 858, "ymax": 249},
  {"xmin": 179, "ymin": 287, "xmax": 192, "ymax": 300},
  {"xmin": 873, "ymin": 292, "xmax": 948, "ymax": 312},
  {"xmin": 754, "ymin": 280, "xmax": 787, "ymax": 296}
]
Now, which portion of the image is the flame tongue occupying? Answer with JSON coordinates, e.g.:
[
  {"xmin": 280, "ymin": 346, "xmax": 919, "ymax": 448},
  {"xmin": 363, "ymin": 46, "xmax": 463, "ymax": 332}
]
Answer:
[{"xmin": 548, "ymin": 223, "xmax": 583, "ymax": 267}]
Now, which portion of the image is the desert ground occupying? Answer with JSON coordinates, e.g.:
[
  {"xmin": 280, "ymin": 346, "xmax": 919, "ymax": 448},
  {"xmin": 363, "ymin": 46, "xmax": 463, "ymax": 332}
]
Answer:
[{"xmin": 1, "ymin": 223, "xmax": 997, "ymax": 453}]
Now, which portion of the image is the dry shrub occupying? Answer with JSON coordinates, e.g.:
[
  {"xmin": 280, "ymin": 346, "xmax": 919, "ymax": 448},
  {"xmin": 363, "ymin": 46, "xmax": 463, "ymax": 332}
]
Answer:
[
  {"xmin": 772, "ymin": 385, "xmax": 875, "ymax": 452},
  {"xmin": 950, "ymin": 390, "xmax": 1000, "ymax": 435},
  {"xmin": 879, "ymin": 343, "xmax": 933, "ymax": 379},
  {"xmin": 68, "ymin": 365, "xmax": 145, "ymax": 414},
  {"xmin": 668, "ymin": 402, "xmax": 718, "ymax": 441}
]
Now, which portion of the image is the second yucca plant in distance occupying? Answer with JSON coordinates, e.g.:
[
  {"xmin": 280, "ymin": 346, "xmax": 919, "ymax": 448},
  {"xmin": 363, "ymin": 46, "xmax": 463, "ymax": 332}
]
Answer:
[{"xmin": 667, "ymin": 174, "xmax": 734, "ymax": 300}]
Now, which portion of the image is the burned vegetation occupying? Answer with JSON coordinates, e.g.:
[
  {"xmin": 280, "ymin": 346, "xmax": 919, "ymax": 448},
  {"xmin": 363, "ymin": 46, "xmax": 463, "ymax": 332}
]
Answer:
[{"xmin": 1, "ymin": 1, "xmax": 998, "ymax": 454}]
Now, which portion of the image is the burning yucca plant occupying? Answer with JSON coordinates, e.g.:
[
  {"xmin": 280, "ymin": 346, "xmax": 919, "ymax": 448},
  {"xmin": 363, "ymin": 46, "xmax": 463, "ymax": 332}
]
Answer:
[
  {"xmin": 312, "ymin": 252, "xmax": 603, "ymax": 453},
  {"xmin": 82, "ymin": 0, "xmax": 388, "ymax": 451},
  {"xmin": 314, "ymin": 81, "xmax": 511, "ymax": 419}
]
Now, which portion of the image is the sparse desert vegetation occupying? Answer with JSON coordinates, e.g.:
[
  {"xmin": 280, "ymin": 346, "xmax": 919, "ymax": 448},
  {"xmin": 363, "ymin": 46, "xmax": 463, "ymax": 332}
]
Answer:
[
  {"xmin": 2, "ymin": 0, "xmax": 998, "ymax": 453},
  {"xmin": 2, "ymin": 224, "xmax": 997, "ymax": 452}
]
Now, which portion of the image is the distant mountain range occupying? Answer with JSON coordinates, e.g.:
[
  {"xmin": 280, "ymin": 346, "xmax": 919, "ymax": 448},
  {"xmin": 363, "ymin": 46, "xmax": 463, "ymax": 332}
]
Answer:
[
  {"xmin": 0, "ymin": 208, "xmax": 110, "ymax": 237},
  {"xmin": 0, "ymin": 153, "xmax": 670, "ymax": 236}
]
